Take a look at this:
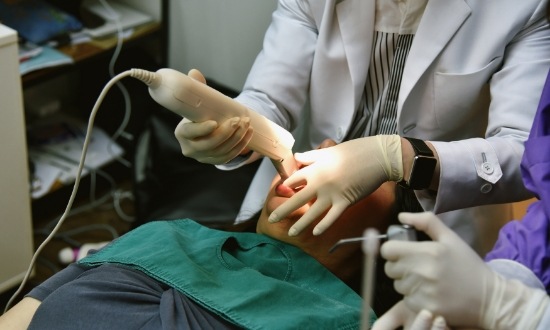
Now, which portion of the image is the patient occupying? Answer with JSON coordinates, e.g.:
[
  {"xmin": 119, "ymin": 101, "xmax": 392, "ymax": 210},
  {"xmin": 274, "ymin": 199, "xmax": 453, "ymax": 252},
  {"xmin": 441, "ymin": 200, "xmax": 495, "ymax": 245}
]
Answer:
[{"xmin": 0, "ymin": 141, "xmax": 421, "ymax": 330}]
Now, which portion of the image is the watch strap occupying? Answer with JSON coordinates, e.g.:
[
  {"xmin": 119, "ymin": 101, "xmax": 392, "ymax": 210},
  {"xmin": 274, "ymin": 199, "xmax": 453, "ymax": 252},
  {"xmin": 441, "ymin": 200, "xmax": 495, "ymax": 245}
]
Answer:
[{"xmin": 406, "ymin": 137, "xmax": 434, "ymax": 157}]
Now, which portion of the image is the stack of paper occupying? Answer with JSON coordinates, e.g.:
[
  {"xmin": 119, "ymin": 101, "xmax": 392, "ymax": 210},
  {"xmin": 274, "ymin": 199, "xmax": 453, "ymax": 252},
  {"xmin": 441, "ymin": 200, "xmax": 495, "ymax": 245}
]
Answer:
[
  {"xmin": 19, "ymin": 45, "xmax": 73, "ymax": 75},
  {"xmin": 27, "ymin": 115, "xmax": 124, "ymax": 199}
]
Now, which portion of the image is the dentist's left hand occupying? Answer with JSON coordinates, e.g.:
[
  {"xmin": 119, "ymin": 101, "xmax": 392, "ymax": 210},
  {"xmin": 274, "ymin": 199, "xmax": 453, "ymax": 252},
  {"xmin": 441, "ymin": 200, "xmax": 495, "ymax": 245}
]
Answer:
[{"xmin": 268, "ymin": 135, "xmax": 403, "ymax": 236}]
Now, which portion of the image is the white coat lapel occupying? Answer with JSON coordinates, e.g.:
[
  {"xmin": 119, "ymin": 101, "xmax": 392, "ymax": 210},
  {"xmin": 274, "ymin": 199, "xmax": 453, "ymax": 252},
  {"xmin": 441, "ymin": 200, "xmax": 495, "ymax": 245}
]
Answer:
[
  {"xmin": 398, "ymin": 0, "xmax": 471, "ymax": 110},
  {"xmin": 336, "ymin": 0, "xmax": 374, "ymax": 106}
]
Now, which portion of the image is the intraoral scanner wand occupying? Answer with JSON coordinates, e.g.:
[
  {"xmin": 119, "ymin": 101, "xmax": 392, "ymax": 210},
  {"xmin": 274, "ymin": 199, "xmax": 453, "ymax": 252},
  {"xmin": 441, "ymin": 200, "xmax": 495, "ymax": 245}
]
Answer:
[{"xmin": 131, "ymin": 68, "xmax": 298, "ymax": 179}]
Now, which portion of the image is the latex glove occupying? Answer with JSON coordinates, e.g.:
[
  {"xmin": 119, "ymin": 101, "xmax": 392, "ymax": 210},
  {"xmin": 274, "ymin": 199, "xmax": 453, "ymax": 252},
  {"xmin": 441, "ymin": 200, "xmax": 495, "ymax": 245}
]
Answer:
[
  {"xmin": 173, "ymin": 69, "xmax": 253, "ymax": 164},
  {"xmin": 382, "ymin": 211, "xmax": 550, "ymax": 329},
  {"xmin": 268, "ymin": 135, "xmax": 403, "ymax": 236},
  {"xmin": 372, "ymin": 301, "xmax": 448, "ymax": 330}
]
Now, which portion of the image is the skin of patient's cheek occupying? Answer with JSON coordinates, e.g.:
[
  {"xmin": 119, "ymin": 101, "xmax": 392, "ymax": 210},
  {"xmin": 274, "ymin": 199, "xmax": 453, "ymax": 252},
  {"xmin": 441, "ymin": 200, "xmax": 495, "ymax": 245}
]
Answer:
[{"xmin": 257, "ymin": 182, "xmax": 396, "ymax": 259}]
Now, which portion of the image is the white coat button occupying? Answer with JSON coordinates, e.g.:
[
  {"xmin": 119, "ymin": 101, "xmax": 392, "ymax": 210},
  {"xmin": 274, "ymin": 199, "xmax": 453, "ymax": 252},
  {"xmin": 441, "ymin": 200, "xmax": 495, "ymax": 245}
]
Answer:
[
  {"xmin": 480, "ymin": 183, "xmax": 492, "ymax": 194},
  {"xmin": 481, "ymin": 162, "xmax": 494, "ymax": 175}
]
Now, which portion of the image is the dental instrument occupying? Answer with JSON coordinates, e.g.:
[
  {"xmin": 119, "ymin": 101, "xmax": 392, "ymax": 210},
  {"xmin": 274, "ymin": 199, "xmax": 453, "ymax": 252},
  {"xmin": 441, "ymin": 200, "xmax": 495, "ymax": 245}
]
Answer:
[
  {"xmin": 333, "ymin": 225, "xmax": 418, "ymax": 329},
  {"xmin": 329, "ymin": 224, "xmax": 418, "ymax": 253}
]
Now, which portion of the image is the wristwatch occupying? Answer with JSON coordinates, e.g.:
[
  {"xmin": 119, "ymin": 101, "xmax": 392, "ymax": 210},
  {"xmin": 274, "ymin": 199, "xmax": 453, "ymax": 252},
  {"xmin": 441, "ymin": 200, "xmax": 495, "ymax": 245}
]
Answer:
[{"xmin": 399, "ymin": 137, "xmax": 437, "ymax": 190}]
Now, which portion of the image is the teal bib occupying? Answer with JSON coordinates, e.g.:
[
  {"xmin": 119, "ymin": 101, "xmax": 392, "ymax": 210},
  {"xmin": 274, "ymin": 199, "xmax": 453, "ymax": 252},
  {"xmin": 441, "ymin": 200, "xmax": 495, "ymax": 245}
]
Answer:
[{"xmin": 80, "ymin": 219, "xmax": 374, "ymax": 329}]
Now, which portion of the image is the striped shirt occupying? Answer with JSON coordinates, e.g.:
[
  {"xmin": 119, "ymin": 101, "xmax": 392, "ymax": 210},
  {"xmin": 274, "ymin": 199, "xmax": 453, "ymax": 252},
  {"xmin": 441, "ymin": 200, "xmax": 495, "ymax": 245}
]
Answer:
[{"xmin": 346, "ymin": 0, "xmax": 428, "ymax": 138}]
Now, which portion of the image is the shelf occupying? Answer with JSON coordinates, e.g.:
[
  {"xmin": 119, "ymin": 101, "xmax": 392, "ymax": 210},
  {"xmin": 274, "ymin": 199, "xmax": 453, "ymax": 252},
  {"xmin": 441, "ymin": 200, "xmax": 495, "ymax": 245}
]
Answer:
[
  {"xmin": 0, "ymin": 0, "xmax": 168, "ymax": 302},
  {"xmin": 22, "ymin": 21, "xmax": 163, "ymax": 88}
]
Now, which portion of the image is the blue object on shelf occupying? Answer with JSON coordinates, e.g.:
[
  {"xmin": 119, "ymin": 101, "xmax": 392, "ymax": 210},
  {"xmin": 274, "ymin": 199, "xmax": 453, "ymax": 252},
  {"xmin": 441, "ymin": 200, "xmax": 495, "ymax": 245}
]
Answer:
[{"xmin": 0, "ymin": 0, "xmax": 83, "ymax": 44}]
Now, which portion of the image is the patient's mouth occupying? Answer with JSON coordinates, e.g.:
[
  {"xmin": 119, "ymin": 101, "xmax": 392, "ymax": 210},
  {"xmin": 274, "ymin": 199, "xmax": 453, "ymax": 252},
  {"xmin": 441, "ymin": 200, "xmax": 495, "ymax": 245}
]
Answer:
[{"xmin": 275, "ymin": 183, "xmax": 295, "ymax": 197}]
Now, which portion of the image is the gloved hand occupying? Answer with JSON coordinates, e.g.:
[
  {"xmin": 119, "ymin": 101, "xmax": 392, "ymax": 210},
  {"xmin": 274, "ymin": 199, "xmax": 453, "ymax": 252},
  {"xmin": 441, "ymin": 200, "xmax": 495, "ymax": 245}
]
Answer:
[
  {"xmin": 268, "ymin": 135, "xmax": 403, "ymax": 236},
  {"xmin": 381, "ymin": 211, "xmax": 550, "ymax": 329},
  {"xmin": 173, "ymin": 69, "xmax": 253, "ymax": 164},
  {"xmin": 372, "ymin": 301, "xmax": 448, "ymax": 330}
]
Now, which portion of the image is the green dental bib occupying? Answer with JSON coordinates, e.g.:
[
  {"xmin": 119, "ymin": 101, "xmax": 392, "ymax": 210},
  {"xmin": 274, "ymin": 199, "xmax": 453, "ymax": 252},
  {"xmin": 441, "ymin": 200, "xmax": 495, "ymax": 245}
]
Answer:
[{"xmin": 80, "ymin": 219, "xmax": 374, "ymax": 329}]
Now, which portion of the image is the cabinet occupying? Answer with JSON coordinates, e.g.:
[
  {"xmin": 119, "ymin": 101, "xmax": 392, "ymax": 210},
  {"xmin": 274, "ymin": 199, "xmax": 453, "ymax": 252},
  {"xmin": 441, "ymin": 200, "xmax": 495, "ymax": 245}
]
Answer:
[
  {"xmin": 0, "ymin": 25, "xmax": 34, "ymax": 294},
  {"xmin": 0, "ymin": 0, "xmax": 168, "ymax": 296}
]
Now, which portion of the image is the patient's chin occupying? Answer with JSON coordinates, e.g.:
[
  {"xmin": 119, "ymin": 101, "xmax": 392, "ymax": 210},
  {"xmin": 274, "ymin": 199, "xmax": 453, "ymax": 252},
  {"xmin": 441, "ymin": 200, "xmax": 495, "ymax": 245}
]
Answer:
[{"xmin": 257, "ymin": 216, "xmax": 292, "ymax": 238}]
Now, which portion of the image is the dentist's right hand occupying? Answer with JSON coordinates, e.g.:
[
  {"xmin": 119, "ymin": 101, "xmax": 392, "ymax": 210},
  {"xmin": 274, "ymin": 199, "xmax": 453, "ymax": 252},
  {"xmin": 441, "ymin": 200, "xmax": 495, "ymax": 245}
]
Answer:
[{"xmin": 173, "ymin": 69, "xmax": 253, "ymax": 164}]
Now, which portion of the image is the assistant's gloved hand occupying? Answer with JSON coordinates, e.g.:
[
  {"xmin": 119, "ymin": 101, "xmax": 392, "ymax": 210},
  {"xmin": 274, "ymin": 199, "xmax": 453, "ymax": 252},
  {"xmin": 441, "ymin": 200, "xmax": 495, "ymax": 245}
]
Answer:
[
  {"xmin": 381, "ymin": 211, "xmax": 550, "ymax": 329},
  {"xmin": 173, "ymin": 69, "xmax": 253, "ymax": 164},
  {"xmin": 268, "ymin": 135, "xmax": 403, "ymax": 236},
  {"xmin": 372, "ymin": 301, "xmax": 448, "ymax": 330}
]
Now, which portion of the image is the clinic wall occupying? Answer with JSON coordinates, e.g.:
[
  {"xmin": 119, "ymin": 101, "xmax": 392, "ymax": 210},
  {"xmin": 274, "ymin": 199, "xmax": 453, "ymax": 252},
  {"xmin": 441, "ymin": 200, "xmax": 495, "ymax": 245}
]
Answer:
[{"xmin": 168, "ymin": 0, "xmax": 278, "ymax": 91}]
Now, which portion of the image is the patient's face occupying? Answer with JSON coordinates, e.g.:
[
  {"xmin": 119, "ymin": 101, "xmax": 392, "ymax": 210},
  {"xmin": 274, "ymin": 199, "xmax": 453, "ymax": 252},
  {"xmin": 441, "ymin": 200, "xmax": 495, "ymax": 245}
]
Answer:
[{"xmin": 256, "ymin": 141, "xmax": 396, "ymax": 280}]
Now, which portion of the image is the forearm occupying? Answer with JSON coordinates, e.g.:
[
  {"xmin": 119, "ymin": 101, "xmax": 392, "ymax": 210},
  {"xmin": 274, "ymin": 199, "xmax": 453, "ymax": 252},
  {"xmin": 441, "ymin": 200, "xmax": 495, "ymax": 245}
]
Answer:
[
  {"xmin": 485, "ymin": 202, "xmax": 550, "ymax": 291},
  {"xmin": 409, "ymin": 138, "xmax": 533, "ymax": 213},
  {"xmin": 536, "ymin": 305, "xmax": 550, "ymax": 330},
  {"xmin": 0, "ymin": 297, "xmax": 41, "ymax": 329},
  {"xmin": 235, "ymin": 0, "xmax": 316, "ymax": 130},
  {"xmin": 483, "ymin": 275, "xmax": 550, "ymax": 330}
]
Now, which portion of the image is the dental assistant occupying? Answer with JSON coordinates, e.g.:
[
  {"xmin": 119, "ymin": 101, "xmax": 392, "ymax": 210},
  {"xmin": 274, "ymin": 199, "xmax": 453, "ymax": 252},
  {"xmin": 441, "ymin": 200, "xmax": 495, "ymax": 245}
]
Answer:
[
  {"xmin": 483, "ymin": 68, "xmax": 550, "ymax": 292},
  {"xmin": 174, "ymin": 0, "xmax": 550, "ymax": 250}
]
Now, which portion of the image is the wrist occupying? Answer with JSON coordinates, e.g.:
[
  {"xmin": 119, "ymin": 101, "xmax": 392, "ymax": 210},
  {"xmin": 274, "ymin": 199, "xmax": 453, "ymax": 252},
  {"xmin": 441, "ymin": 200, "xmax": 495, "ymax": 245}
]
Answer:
[
  {"xmin": 482, "ymin": 273, "xmax": 549, "ymax": 330},
  {"xmin": 376, "ymin": 135, "xmax": 403, "ymax": 182},
  {"xmin": 401, "ymin": 138, "xmax": 415, "ymax": 182}
]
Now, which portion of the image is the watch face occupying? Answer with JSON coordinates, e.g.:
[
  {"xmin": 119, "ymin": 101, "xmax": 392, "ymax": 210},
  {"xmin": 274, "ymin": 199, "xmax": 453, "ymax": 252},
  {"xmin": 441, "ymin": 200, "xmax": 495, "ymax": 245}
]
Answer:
[{"xmin": 409, "ymin": 156, "xmax": 437, "ymax": 189}]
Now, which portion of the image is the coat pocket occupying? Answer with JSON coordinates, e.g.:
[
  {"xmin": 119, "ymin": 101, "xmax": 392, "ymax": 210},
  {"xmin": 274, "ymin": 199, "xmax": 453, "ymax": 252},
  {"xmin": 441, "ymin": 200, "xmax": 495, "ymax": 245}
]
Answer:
[{"xmin": 433, "ymin": 57, "xmax": 502, "ymax": 134}]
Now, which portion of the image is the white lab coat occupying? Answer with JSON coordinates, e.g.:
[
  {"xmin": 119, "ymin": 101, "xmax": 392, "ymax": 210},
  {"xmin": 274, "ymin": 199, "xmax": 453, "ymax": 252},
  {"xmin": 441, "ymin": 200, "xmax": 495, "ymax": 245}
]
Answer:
[{"xmin": 224, "ymin": 0, "xmax": 550, "ymax": 250}]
